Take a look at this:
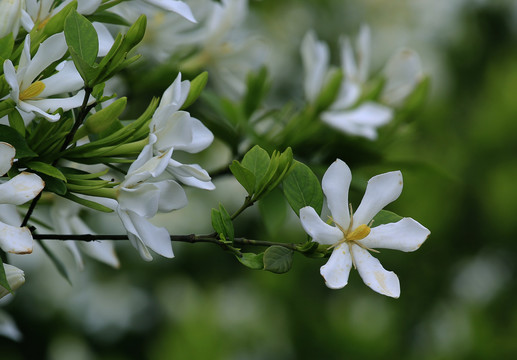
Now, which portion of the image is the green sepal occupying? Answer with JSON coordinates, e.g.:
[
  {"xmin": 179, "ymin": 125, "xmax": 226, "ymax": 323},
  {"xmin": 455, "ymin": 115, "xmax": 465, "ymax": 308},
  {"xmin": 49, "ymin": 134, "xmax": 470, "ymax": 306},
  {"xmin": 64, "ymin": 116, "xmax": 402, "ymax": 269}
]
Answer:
[
  {"xmin": 0, "ymin": 124, "xmax": 38, "ymax": 158},
  {"xmin": 263, "ymin": 246, "xmax": 293, "ymax": 274},
  {"xmin": 0, "ymin": 257, "xmax": 12, "ymax": 294},
  {"xmin": 27, "ymin": 161, "xmax": 67, "ymax": 181},
  {"xmin": 64, "ymin": 10, "xmax": 99, "ymax": 65},
  {"xmin": 371, "ymin": 210, "xmax": 403, "ymax": 227},
  {"xmin": 282, "ymin": 160, "xmax": 323, "ymax": 216},
  {"xmin": 181, "ymin": 71, "xmax": 208, "ymax": 110},
  {"xmin": 74, "ymin": 97, "xmax": 127, "ymax": 140},
  {"xmin": 237, "ymin": 252, "xmax": 264, "ymax": 270},
  {"xmin": 229, "ymin": 160, "xmax": 255, "ymax": 195},
  {"xmin": 64, "ymin": 192, "xmax": 114, "ymax": 213}
]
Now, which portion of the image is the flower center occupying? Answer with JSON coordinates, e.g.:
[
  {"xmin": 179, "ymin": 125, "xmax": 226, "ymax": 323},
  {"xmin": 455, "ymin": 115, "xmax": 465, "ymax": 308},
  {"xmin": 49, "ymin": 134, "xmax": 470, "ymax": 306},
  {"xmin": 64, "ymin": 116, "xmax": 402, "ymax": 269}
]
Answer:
[{"xmin": 19, "ymin": 81, "xmax": 46, "ymax": 101}]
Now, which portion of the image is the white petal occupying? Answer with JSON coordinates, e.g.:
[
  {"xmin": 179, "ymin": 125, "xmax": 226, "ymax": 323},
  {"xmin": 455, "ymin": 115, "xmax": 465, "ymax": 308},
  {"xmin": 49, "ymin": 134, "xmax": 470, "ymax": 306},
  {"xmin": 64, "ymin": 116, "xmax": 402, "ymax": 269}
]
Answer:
[
  {"xmin": 122, "ymin": 209, "xmax": 173, "ymax": 261},
  {"xmin": 155, "ymin": 72, "xmax": 190, "ymax": 115},
  {"xmin": 77, "ymin": 0, "xmax": 102, "ymax": 14},
  {"xmin": 17, "ymin": 100, "xmax": 60, "ymax": 122},
  {"xmin": 353, "ymin": 170, "xmax": 403, "ymax": 227},
  {"xmin": 0, "ymin": 204, "xmax": 22, "ymax": 225},
  {"xmin": 382, "ymin": 48, "xmax": 423, "ymax": 106},
  {"xmin": 167, "ymin": 161, "xmax": 214, "ymax": 190},
  {"xmin": 77, "ymin": 240, "xmax": 120, "ymax": 268},
  {"xmin": 299, "ymin": 206, "xmax": 343, "ymax": 245},
  {"xmin": 331, "ymin": 79, "xmax": 360, "ymax": 109},
  {"xmin": 322, "ymin": 159, "xmax": 351, "ymax": 229},
  {"xmin": 154, "ymin": 180, "xmax": 188, "ymax": 213},
  {"xmin": 179, "ymin": 117, "xmax": 214, "ymax": 153},
  {"xmin": 146, "ymin": 0, "xmax": 197, "ymax": 23},
  {"xmin": 3, "ymin": 60, "xmax": 20, "ymax": 101},
  {"xmin": 25, "ymin": 90, "xmax": 90, "ymax": 112},
  {"xmin": 23, "ymin": 33, "xmax": 67, "ymax": 86},
  {"xmin": 320, "ymin": 244, "xmax": 353, "ymax": 289},
  {"xmin": 0, "ymin": 221, "xmax": 33, "ymax": 254},
  {"xmin": 124, "ymin": 144, "xmax": 172, "ymax": 187},
  {"xmin": 21, "ymin": 9, "xmax": 35, "ymax": 32},
  {"xmin": 153, "ymin": 111, "xmax": 194, "ymax": 153},
  {"xmin": 340, "ymin": 36, "xmax": 356, "ymax": 80},
  {"xmin": 0, "ymin": 310, "xmax": 23, "ymax": 341},
  {"xmin": 361, "ymin": 218, "xmax": 430, "ymax": 252},
  {"xmin": 301, "ymin": 30, "xmax": 329, "ymax": 103},
  {"xmin": 118, "ymin": 182, "xmax": 161, "ymax": 217},
  {"xmin": 0, "ymin": 142, "xmax": 15, "ymax": 176},
  {"xmin": 64, "ymin": 241, "xmax": 84, "ymax": 270},
  {"xmin": 0, "ymin": 172, "xmax": 44, "ymax": 205},
  {"xmin": 40, "ymin": 61, "xmax": 83, "ymax": 97},
  {"xmin": 92, "ymin": 22, "xmax": 114, "ymax": 57},
  {"xmin": 353, "ymin": 245, "xmax": 400, "ymax": 298}
]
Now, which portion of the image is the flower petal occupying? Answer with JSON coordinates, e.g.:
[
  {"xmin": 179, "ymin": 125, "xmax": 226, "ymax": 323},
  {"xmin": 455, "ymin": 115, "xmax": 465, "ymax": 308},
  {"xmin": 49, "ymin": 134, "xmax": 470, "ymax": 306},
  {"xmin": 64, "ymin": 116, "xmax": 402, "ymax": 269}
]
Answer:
[
  {"xmin": 356, "ymin": 24, "xmax": 371, "ymax": 83},
  {"xmin": 0, "ymin": 221, "xmax": 33, "ymax": 254},
  {"xmin": 382, "ymin": 48, "xmax": 423, "ymax": 106},
  {"xmin": 145, "ymin": 0, "xmax": 197, "ymax": 23},
  {"xmin": 0, "ymin": 172, "xmax": 44, "ymax": 205},
  {"xmin": 155, "ymin": 72, "xmax": 190, "ymax": 116},
  {"xmin": 322, "ymin": 159, "xmax": 351, "ymax": 229},
  {"xmin": 25, "ymin": 90, "xmax": 91, "ymax": 112},
  {"xmin": 178, "ymin": 117, "xmax": 214, "ymax": 153},
  {"xmin": 299, "ymin": 206, "xmax": 343, "ymax": 245},
  {"xmin": 353, "ymin": 170, "xmax": 403, "ymax": 227},
  {"xmin": 118, "ymin": 182, "xmax": 160, "ymax": 217},
  {"xmin": 17, "ymin": 100, "xmax": 60, "ymax": 122},
  {"xmin": 361, "ymin": 218, "xmax": 430, "ymax": 252},
  {"xmin": 353, "ymin": 245, "xmax": 400, "ymax": 298},
  {"xmin": 23, "ymin": 33, "xmax": 67, "ymax": 86},
  {"xmin": 92, "ymin": 22, "xmax": 114, "ymax": 57},
  {"xmin": 301, "ymin": 30, "xmax": 329, "ymax": 103},
  {"xmin": 155, "ymin": 179, "xmax": 188, "ymax": 213},
  {"xmin": 0, "ymin": 142, "xmax": 15, "ymax": 176},
  {"xmin": 3, "ymin": 60, "xmax": 20, "ymax": 101},
  {"xmin": 40, "ymin": 61, "xmax": 83, "ymax": 97},
  {"xmin": 320, "ymin": 244, "xmax": 353, "ymax": 289}
]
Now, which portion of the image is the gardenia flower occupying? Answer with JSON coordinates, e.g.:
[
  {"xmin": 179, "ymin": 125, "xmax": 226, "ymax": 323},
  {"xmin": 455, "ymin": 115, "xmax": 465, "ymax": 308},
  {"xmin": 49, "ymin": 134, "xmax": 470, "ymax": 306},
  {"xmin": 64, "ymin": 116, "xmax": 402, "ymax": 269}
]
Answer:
[
  {"xmin": 3, "ymin": 33, "xmax": 87, "ymax": 123},
  {"xmin": 150, "ymin": 73, "xmax": 215, "ymax": 190},
  {"xmin": 299, "ymin": 159, "xmax": 430, "ymax": 298},
  {"xmin": 302, "ymin": 25, "xmax": 423, "ymax": 140},
  {"xmin": 0, "ymin": 142, "xmax": 44, "ymax": 254}
]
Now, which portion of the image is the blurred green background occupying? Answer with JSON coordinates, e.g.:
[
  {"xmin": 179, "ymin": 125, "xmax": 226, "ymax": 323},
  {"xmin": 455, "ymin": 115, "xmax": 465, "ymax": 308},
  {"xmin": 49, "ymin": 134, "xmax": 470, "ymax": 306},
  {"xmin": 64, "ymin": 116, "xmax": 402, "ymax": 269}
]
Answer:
[{"xmin": 3, "ymin": 0, "xmax": 517, "ymax": 359}]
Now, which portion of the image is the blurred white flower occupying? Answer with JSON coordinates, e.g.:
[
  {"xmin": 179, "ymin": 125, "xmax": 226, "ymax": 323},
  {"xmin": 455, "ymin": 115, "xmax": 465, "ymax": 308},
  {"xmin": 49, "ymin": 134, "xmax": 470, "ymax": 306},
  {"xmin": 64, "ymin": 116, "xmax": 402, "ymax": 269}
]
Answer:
[
  {"xmin": 3, "ymin": 33, "xmax": 88, "ymax": 123},
  {"xmin": 299, "ymin": 159, "xmax": 429, "ymax": 298},
  {"xmin": 0, "ymin": 0, "xmax": 24, "ymax": 38},
  {"xmin": 0, "ymin": 142, "xmax": 44, "ymax": 254},
  {"xmin": 50, "ymin": 197, "xmax": 119, "ymax": 269},
  {"xmin": 0, "ymin": 264, "xmax": 25, "ymax": 299}
]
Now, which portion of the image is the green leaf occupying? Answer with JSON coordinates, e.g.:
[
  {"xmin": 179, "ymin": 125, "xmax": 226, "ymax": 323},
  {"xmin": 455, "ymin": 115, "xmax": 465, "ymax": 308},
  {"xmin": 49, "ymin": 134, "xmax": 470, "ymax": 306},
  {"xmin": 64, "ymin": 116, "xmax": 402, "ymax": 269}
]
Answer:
[
  {"xmin": 229, "ymin": 160, "xmax": 255, "ymax": 195},
  {"xmin": 87, "ymin": 11, "xmax": 131, "ymax": 26},
  {"xmin": 371, "ymin": 210, "xmax": 403, "ymax": 227},
  {"xmin": 42, "ymin": 1, "xmax": 77, "ymax": 36},
  {"xmin": 237, "ymin": 252, "xmax": 264, "ymax": 270},
  {"xmin": 315, "ymin": 68, "xmax": 343, "ymax": 112},
  {"xmin": 181, "ymin": 71, "xmax": 208, "ymax": 110},
  {"xmin": 0, "ymin": 34, "xmax": 14, "ymax": 63},
  {"xmin": 27, "ymin": 162, "xmax": 66, "ymax": 181},
  {"xmin": 68, "ymin": 47, "xmax": 100, "ymax": 84},
  {"xmin": 259, "ymin": 188, "xmax": 287, "ymax": 236},
  {"xmin": 243, "ymin": 66, "xmax": 269, "ymax": 118},
  {"xmin": 241, "ymin": 145, "xmax": 270, "ymax": 187},
  {"xmin": 211, "ymin": 204, "xmax": 234, "ymax": 242},
  {"xmin": 282, "ymin": 161, "xmax": 323, "ymax": 216},
  {"xmin": 0, "ymin": 257, "xmax": 11, "ymax": 294},
  {"xmin": 75, "ymin": 97, "xmax": 127, "ymax": 140},
  {"xmin": 263, "ymin": 246, "xmax": 293, "ymax": 274},
  {"xmin": 37, "ymin": 240, "xmax": 72, "ymax": 285},
  {"xmin": 0, "ymin": 124, "xmax": 37, "ymax": 158},
  {"xmin": 64, "ymin": 10, "xmax": 99, "ymax": 65},
  {"xmin": 64, "ymin": 192, "xmax": 114, "ymax": 212}
]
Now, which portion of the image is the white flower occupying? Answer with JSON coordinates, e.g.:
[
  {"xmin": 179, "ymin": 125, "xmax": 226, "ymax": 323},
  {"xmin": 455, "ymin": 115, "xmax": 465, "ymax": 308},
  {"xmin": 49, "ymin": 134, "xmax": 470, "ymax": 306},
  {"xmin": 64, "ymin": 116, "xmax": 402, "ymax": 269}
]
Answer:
[
  {"xmin": 299, "ymin": 159, "xmax": 430, "ymax": 298},
  {"xmin": 3, "ymin": 33, "xmax": 88, "ymax": 123},
  {"xmin": 0, "ymin": 142, "xmax": 44, "ymax": 254},
  {"xmin": 50, "ymin": 198, "xmax": 119, "ymax": 269},
  {"xmin": 0, "ymin": 264, "xmax": 25, "ymax": 300},
  {"xmin": 149, "ymin": 73, "xmax": 215, "ymax": 190},
  {"xmin": 0, "ymin": 0, "xmax": 24, "ymax": 38}
]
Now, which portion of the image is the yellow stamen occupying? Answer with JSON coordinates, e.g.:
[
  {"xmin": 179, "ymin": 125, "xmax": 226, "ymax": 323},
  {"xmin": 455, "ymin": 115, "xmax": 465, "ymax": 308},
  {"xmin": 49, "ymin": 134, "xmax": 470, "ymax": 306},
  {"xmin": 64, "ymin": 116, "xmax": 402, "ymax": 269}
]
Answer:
[
  {"xmin": 19, "ymin": 81, "xmax": 46, "ymax": 101},
  {"xmin": 347, "ymin": 224, "xmax": 371, "ymax": 241}
]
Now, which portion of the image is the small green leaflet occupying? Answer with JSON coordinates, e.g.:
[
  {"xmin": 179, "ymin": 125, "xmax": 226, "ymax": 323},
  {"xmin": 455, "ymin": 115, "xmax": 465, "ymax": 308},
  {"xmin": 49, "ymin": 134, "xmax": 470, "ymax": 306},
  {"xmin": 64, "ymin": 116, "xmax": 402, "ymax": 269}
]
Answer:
[
  {"xmin": 282, "ymin": 160, "xmax": 323, "ymax": 216},
  {"xmin": 263, "ymin": 246, "xmax": 293, "ymax": 274}
]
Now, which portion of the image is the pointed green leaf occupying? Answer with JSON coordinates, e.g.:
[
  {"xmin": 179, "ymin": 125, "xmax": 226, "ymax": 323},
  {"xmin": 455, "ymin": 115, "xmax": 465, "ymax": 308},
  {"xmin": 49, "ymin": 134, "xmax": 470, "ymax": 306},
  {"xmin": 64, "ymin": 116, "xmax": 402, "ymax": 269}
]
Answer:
[
  {"xmin": 40, "ymin": 175, "xmax": 67, "ymax": 195},
  {"xmin": 64, "ymin": 10, "xmax": 99, "ymax": 65},
  {"xmin": 282, "ymin": 160, "xmax": 323, "ymax": 216},
  {"xmin": 87, "ymin": 11, "xmax": 131, "ymax": 26},
  {"xmin": 181, "ymin": 71, "xmax": 208, "ymax": 110},
  {"xmin": 0, "ymin": 34, "xmax": 14, "ymax": 63},
  {"xmin": 64, "ymin": 192, "xmax": 114, "ymax": 212},
  {"xmin": 237, "ymin": 252, "xmax": 264, "ymax": 270},
  {"xmin": 8, "ymin": 109, "xmax": 25, "ymax": 136},
  {"xmin": 263, "ymin": 246, "xmax": 293, "ymax": 274},
  {"xmin": 241, "ymin": 145, "xmax": 270, "ymax": 187},
  {"xmin": 27, "ymin": 161, "xmax": 66, "ymax": 181},
  {"xmin": 211, "ymin": 204, "xmax": 234, "ymax": 242},
  {"xmin": 229, "ymin": 160, "xmax": 255, "ymax": 195}
]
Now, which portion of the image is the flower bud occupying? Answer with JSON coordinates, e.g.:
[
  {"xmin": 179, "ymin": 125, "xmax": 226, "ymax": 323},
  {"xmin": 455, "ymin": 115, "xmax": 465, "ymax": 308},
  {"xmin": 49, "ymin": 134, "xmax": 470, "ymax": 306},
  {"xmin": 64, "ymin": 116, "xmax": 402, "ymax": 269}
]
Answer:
[
  {"xmin": 0, "ymin": 264, "xmax": 25, "ymax": 299},
  {"xmin": 0, "ymin": 0, "xmax": 24, "ymax": 38}
]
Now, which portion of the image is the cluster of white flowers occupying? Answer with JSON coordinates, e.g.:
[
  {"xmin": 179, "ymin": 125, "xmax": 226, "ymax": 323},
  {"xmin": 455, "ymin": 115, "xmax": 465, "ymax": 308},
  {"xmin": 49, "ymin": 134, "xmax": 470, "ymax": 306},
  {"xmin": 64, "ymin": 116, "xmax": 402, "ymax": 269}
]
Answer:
[{"xmin": 302, "ymin": 25, "xmax": 424, "ymax": 140}]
